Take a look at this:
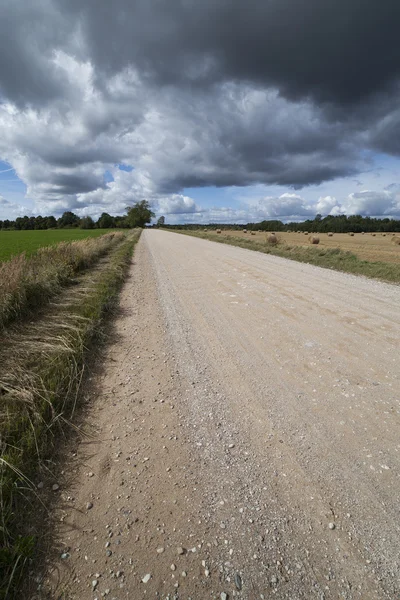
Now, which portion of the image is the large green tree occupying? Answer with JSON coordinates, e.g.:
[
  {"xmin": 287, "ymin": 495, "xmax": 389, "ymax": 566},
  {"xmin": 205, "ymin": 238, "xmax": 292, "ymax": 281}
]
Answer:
[
  {"xmin": 97, "ymin": 212, "xmax": 115, "ymax": 228},
  {"xmin": 126, "ymin": 200, "xmax": 155, "ymax": 228}
]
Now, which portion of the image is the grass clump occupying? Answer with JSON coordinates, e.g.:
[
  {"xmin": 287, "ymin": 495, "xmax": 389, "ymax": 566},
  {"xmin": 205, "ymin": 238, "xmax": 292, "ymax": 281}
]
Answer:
[
  {"xmin": 0, "ymin": 230, "xmax": 141, "ymax": 598},
  {"xmin": 181, "ymin": 231, "xmax": 400, "ymax": 283},
  {"xmin": 0, "ymin": 232, "xmax": 126, "ymax": 331}
]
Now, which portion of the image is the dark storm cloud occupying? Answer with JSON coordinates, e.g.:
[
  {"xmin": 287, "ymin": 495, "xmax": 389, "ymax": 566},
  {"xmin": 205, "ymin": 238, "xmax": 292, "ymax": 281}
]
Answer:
[
  {"xmin": 0, "ymin": 2, "xmax": 74, "ymax": 106},
  {"xmin": 62, "ymin": 0, "xmax": 400, "ymax": 105},
  {"xmin": 1, "ymin": 0, "xmax": 400, "ymax": 217}
]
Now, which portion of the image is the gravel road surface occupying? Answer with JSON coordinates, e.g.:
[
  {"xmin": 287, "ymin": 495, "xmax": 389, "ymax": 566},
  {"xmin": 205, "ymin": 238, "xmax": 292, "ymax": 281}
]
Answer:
[{"xmin": 38, "ymin": 230, "xmax": 400, "ymax": 600}]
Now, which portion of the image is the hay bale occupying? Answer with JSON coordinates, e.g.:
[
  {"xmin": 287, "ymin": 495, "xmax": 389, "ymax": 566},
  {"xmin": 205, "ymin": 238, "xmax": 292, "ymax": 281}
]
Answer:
[
  {"xmin": 382, "ymin": 233, "xmax": 386, "ymax": 237},
  {"xmin": 361, "ymin": 231, "xmax": 365, "ymax": 235},
  {"xmin": 348, "ymin": 232, "xmax": 354, "ymax": 236},
  {"xmin": 216, "ymin": 229, "xmax": 222, "ymax": 234},
  {"xmin": 267, "ymin": 233, "xmax": 278, "ymax": 245},
  {"xmin": 327, "ymin": 232, "xmax": 334, "ymax": 236},
  {"xmin": 204, "ymin": 228, "xmax": 207, "ymax": 232},
  {"xmin": 250, "ymin": 231, "xmax": 256, "ymax": 235},
  {"xmin": 309, "ymin": 236, "xmax": 320, "ymax": 244},
  {"xmin": 304, "ymin": 231, "xmax": 309, "ymax": 235},
  {"xmin": 391, "ymin": 236, "xmax": 400, "ymax": 245},
  {"xmin": 243, "ymin": 229, "xmax": 247, "ymax": 233},
  {"xmin": 287, "ymin": 230, "xmax": 291, "ymax": 233},
  {"xmin": 371, "ymin": 233, "xmax": 376, "ymax": 236}
]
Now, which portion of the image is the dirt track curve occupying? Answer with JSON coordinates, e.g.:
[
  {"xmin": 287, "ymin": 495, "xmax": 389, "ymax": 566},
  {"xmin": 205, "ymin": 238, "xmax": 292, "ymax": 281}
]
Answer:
[{"xmin": 38, "ymin": 230, "xmax": 400, "ymax": 600}]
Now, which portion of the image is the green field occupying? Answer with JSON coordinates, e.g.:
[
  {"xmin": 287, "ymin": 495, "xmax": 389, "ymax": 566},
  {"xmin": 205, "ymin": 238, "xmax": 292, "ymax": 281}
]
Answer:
[{"xmin": 0, "ymin": 229, "xmax": 114, "ymax": 261}]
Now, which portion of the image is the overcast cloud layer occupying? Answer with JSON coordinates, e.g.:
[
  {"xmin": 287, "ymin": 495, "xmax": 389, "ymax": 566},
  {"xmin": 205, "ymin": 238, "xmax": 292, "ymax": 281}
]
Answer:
[{"xmin": 1, "ymin": 0, "xmax": 400, "ymax": 221}]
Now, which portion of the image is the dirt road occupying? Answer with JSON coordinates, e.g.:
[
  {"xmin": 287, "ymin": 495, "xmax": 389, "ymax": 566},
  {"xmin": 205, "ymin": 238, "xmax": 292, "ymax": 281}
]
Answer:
[{"xmin": 38, "ymin": 230, "xmax": 400, "ymax": 600}]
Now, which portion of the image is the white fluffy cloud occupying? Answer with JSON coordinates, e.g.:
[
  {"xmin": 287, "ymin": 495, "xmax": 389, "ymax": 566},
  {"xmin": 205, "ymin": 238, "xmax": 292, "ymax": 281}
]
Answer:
[
  {"xmin": 0, "ymin": 195, "xmax": 32, "ymax": 219},
  {"xmin": 340, "ymin": 189, "xmax": 400, "ymax": 216}
]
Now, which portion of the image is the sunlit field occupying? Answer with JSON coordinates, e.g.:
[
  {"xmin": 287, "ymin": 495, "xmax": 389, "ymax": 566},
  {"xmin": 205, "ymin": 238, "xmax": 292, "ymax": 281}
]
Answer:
[
  {"xmin": 209, "ymin": 230, "xmax": 400, "ymax": 265},
  {"xmin": 0, "ymin": 229, "xmax": 114, "ymax": 261}
]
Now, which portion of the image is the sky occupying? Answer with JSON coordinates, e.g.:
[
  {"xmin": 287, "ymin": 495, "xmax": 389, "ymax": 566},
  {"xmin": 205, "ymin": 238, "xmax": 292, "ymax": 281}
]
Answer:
[{"xmin": 1, "ymin": 1, "xmax": 400, "ymax": 224}]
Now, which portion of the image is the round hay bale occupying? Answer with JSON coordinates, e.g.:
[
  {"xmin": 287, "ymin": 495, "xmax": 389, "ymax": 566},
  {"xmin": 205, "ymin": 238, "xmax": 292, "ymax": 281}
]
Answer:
[
  {"xmin": 391, "ymin": 236, "xmax": 400, "ymax": 245},
  {"xmin": 216, "ymin": 228, "xmax": 222, "ymax": 234},
  {"xmin": 250, "ymin": 231, "xmax": 256, "ymax": 235},
  {"xmin": 382, "ymin": 233, "xmax": 386, "ymax": 237},
  {"xmin": 243, "ymin": 229, "xmax": 247, "ymax": 233},
  {"xmin": 309, "ymin": 236, "xmax": 320, "ymax": 244},
  {"xmin": 371, "ymin": 233, "xmax": 376, "ymax": 236},
  {"xmin": 267, "ymin": 233, "xmax": 278, "ymax": 245},
  {"xmin": 361, "ymin": 231, "xmax": 365, "ymax": 235},
  {"xmin": 287, "ymin": 230, "xmax": 291, "ymax": 233},
  {"xmin": 204, "ymin": 228, "xmax": 207, "ymax": 232},
  {"xmin": 348, "ymin": 232, "xmax": 354, "ymax": 236},
  {"xmin": 304, "ymin": 231, "xmax": 309, "ymax": 235},
  {"xmin": 327, "ymin": 232, "xmax": 333, "ymax": 236}
]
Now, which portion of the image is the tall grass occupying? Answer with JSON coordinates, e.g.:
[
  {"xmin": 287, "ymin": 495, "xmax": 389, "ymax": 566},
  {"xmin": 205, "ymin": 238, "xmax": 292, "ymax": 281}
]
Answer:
[
  {"xmin": 0, "ymin": 230, "xmax": 141, "ymax": 598},
  {"xmin": 0, "ymin": 232, "xmax": 125, "ymax": 330}
]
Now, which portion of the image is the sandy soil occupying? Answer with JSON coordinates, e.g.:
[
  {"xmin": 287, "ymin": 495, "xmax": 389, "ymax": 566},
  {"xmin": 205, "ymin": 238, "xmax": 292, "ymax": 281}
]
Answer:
[{"xmin": 35, "ymin": 230, "xmax": 400, "ymax": 600}]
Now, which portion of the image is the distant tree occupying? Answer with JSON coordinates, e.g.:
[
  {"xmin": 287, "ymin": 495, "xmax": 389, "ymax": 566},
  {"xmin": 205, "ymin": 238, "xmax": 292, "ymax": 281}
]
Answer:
[
  {"xmin": 97, "ymin": 212, "xmax": 115, "ymax": 228},
  {"xmin": 45, "ymin": 215, "xmax": 57, "ymax": 229},
  {"xmin": 34, "ymin": 215, "xmax": 46, "ymax": 230},
  {"xmin": 126, "ymin": 200, "xmax": 155, "ymax": 228},
  {"xmin": 80, "ymin": 215, "xmax": 95, "ymax": 229},
  {"xmin": 114, "ymin": 215, "xmax": 129, "ymax": 228},
  {"xmin": 58, "ymin": 211, "xmax": 80, "ymax": 228},
  {"xmin": 157, "ymin": 216, "xmax": 165, "ymax": 227}
]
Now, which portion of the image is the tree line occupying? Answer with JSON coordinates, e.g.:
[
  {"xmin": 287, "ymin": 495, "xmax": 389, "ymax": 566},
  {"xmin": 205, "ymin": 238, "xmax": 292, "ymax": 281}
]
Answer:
[
  {"xmin": 162, "ymin": 214, "xmax": 400, "ymax": 233},
  {"xmin": 2, "ymin": 207, "xmax": 399, "ymax": 233},
  {"xmin": 0, "ymin": 201, "xmax": 155, "ymax": 231}
]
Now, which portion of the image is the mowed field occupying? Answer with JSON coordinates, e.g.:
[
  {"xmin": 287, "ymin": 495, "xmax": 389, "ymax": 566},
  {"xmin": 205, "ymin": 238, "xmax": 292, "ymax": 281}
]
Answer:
[
  {"xmin": 0, "ymin": 228, "xmax": 114, "ymax": 261},
  {"xmin": 211, "ymin": 229, "xmax": 400, "ymax": 264}
]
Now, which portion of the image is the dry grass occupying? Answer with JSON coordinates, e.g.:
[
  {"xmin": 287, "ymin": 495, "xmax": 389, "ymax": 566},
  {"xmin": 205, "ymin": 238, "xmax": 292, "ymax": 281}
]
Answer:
[
  {"xmin": 0, "ymin": 232, "xmax": 125, "ymax": 331},
  {"xmin": 0, "ymin": 231, "xmax": 140, "ymax": 597}
]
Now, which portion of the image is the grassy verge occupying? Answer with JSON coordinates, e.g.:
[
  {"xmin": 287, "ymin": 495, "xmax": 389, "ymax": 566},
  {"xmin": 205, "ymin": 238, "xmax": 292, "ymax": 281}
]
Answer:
[
  {"xmin": 180, "ymin": 231, "xmax": 400, "ymax": 283},
  {"xmin": 0, "ymin": 230, "xmax": 141, "ymax": 599},
  {"xmin": 0, "ymin": 231, "xmax": 126, "ymax": 331}
]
